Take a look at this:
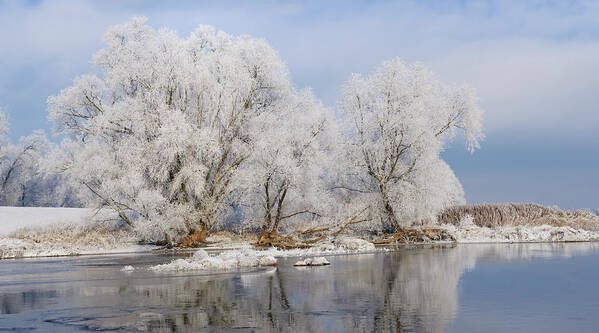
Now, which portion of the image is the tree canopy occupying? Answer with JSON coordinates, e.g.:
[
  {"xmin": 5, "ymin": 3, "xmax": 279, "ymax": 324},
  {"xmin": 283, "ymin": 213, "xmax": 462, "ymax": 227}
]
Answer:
[{"xmin": 38, "ymin": 18, "xmax": 484, "ymax": 245}]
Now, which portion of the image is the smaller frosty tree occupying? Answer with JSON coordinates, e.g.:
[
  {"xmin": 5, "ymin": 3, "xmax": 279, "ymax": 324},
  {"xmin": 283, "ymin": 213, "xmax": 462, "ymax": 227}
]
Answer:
[
  {"xmin": 0, "ymin": 108, "xmax": 49, "ymax": 206},
  {"xmin": 0, "ymin": 109, "xmax": 82, "ymax": 207},
  {"xmin": 0, "ymin": 131, "xmax": 47, "ymax": 205},
  {"xmin": 338, "ymin": 58, "xmax": 483, "ymax": 232},
  {"xmin": 240, "ymin": 90, "xmax": 335, "ymax": 244}
]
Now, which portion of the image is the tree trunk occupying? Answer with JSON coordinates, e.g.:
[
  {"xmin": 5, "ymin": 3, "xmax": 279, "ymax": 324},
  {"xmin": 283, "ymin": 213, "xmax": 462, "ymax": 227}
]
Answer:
[
  {"xmin": 257, "ymin": 183, "xmax": 287, "ymax": 246},
  {"xmin": 164, "ymin": 233, "xmax": 173, "ymax": 248},
  {"xmin": 380, "ymin": 188, "xmax": 402, "ymax": 232}
]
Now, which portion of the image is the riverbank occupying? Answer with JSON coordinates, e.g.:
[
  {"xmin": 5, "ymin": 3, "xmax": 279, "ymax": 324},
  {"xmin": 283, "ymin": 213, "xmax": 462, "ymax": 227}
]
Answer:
[
  {"xmin": 2, "ymin": 225, "xmax": 598, "ymax": 260},
  {"xmin": 2, "ymin": 206, "xmax": 599, "ymax": 260}
]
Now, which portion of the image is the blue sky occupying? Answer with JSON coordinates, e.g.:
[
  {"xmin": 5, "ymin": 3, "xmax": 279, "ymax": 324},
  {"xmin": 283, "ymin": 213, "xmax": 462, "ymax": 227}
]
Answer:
[{"xmin": 1, "ymin": 0, "xmax": 598, "ymax": 209}]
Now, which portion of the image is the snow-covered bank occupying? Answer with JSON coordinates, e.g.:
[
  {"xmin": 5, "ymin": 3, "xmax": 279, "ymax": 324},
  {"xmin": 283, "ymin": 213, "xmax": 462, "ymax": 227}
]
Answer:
[
  {"xmin": 446, "ymin": 224, "xmax": 599, "ymax": 243},
  {"xmin": 0, "ymin": 207, "xmax": 93, "ymax": 235},
  {"xmin": 0, "ymin": 237, "xmax": 156, "ymax": 259},
  {"xmin": 442, "ymin": 215, "xmax": 599, "ymax": 243},
  {"xmin": 0, "ymin": 207, "xmax": 156, "ymax": 259},
  {"xmin": 0, "ymin": 221, "xmax": 158, "ymax": 259},
  {"xmin": 2, "ymin": 206, "xmax": 599, "ymax": 261}
]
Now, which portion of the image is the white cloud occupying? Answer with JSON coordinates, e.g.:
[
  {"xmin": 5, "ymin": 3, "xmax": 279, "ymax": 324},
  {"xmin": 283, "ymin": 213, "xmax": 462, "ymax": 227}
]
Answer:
[
  {"xmin": 429, "ymin": 40, "xmax": 599, "ymax": 134},
  {"xmin": 2, "ymin": 0, "xmax": 599, "ymax": 138}
]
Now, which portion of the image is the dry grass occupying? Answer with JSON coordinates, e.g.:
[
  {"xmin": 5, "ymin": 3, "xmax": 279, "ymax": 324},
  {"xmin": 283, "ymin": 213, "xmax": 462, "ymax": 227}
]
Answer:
[
  {"xmin": 206, "ymin": 230, "xmax": 258, "ymax": 243},
  {"xmin": 8, "ymin": 220, "xmax": 137, "ymax": 248},
  {"xmin": 437, "ymin": 203, "xmax": 599, "ymax": 231}
]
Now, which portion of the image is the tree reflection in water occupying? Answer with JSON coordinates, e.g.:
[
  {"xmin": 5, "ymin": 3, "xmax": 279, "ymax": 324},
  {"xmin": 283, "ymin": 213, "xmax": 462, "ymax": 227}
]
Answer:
[{"xmin": 1, "ymin": 243, "xmax": 598, "ymax": 332}]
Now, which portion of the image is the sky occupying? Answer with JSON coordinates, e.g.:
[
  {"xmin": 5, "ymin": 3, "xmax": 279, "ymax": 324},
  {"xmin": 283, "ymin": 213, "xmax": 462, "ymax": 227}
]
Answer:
[{"xmin": 0, "ymin": 0, "xmax": 598, "ymax": 209}]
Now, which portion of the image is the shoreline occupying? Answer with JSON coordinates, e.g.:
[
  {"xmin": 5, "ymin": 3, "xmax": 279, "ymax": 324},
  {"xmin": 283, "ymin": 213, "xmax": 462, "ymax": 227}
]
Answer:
[
  {"xmin": 3, "ymin": 206, "xmax": 599, "ymax": 260},
  {"xmin": 2, "ymin": 236, "xmax": 598, "ymax": 260}
]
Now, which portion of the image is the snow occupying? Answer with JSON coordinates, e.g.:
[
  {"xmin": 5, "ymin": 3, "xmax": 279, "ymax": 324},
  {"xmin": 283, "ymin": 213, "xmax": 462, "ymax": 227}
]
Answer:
[
  {"xmin": 0, "ymin": 207, "xmax": 156, "ymax": 259},
  {"xmin": 255, "ymin": 237, "xmax": 378, "ymax": 257},
  {"xmin": 121, "ymin": 265, "xmax": 135, "ymax": 272},
  {"xmin": 334, "ymin": 237, "xmax": 376, "ymax": 251},
  {"xmin": 294, "ymin": 257, "xmax": 330, "ymax": 266},
  {"xmin": 0, "ymin": 207, "xmax": 92, "ymax": 235},
  {"xmin": 151, "ymin": 237, "xmax": 379, "ymax": 272},
  {"xmin": 441, "ymin": 216, "xmax": 599, "ymax": 243},
  {"xmin": 0, "ymin": 236, "xmax": 156, "ymax": 259},
  {"xmin": 449, "ymin": 224, "xmax": 599, "ymax": 243},
  {"xmin": 151, "ymin": 248, "xmax": 277, "ymax": 272},
  {"xmin": 0, "ymin": 237, "xmax": 77, "ymax": 258}
]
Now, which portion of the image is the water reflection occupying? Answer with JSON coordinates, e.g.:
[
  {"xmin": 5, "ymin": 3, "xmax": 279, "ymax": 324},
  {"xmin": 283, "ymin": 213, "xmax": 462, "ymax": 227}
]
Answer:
[{"xmin": 1, "ymin": 243, "xmax": 598, "ymax": 332}]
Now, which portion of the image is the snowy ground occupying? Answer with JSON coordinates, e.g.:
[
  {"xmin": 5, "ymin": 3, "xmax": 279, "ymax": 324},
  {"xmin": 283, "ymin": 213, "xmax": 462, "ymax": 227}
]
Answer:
[
  {"xmin": 0, "ymin": 237, "xmax": 157, "ymax": 259},
  {"xmin": 444, "ymin": 224, "xmax": 599, "ymax": 243},
  {"xmin": 440, "ymin": 214, "xmax": 599, "ymax": 243},
  {"xmin": 0, "ymin": 207, "xmax": 92, "ymax": 235},
  {"xmin": 0, "ymin": 206, "xmax": 157, "ymax": 259}
]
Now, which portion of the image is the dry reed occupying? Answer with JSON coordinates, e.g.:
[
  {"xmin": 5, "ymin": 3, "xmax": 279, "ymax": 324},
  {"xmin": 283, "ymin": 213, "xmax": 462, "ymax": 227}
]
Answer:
[{"xmin": 437, "ymin": 203, "xmax": 599, "ymax": 231}]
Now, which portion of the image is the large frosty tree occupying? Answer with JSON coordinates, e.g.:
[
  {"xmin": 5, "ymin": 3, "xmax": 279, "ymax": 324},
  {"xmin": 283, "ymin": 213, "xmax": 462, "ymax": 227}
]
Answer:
[
  {"xmin": 49, "ymin": 17, "xmax": 330, "ymax": 244},
  {"xmin": 338, "ymin": 58, "xmax": 483, "ymax": 232}
]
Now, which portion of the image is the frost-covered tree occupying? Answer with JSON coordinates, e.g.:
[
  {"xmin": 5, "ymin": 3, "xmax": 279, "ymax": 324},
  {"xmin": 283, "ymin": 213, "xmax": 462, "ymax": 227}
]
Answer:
[
  {"xmin": 48, "ymin": 18, "xmax": 322, "ymax": 244},
  {"xmin": 0, "ymin": 108, "xmax": 49, "ymax": 206},
  {"xmin": 240, "ymin": 90, "xmax": 335, "ymax": 243},
  {"xmin": 0, "ymin": 109, "xmax": 82, "ymax": 207},
  {"xmin": 0, "ymin": 130, "xmax": 48, "ymax": 206},
  {"xmin": 338, "ymin": 58, "xmax": 483, "ymax": 232}
]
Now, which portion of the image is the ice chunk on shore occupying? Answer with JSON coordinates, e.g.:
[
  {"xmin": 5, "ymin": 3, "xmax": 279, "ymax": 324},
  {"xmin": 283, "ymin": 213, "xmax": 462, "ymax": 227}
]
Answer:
[
  {"xmin": 121, "ymin": 265, "xmax": 135, "ymax": 272},
  {"xmin": 294, "ymin": 257, "xmax": 330, "ymax": 266},
  {"xmin": 152, "ymin": 237, "xmax": 380, "ymax": 271},
  {"xmin": 151, "ymin": 248, "xmax": 277, "ymax": 272}
]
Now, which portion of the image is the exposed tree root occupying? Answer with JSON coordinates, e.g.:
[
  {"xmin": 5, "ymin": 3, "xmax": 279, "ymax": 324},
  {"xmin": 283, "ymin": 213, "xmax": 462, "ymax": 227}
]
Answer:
[
  {"xmin": 373, "ymin": 227, "xmax": 455, "ymax": 244},
  {"xmin": 177, "ymin": 228, "xmax": 209, "ymax": 248}
]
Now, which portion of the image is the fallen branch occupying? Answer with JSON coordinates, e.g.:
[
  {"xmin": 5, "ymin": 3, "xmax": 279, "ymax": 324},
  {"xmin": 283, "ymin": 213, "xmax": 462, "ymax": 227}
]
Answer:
[{"xmin": 255, "ymin": 207, "xmax": 370, "ymax": 248}]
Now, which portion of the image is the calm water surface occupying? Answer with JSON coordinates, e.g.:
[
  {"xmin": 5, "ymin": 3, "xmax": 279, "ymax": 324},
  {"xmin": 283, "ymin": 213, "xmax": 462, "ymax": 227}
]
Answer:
[{"xmin": 1, "ymin": 243, "xmax": 599, "ymax": 332}]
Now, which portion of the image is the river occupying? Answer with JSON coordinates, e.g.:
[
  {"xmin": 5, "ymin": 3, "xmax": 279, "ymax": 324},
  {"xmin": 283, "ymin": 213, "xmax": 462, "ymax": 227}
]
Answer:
[{"xmin": 1, "ymin": 243, "xmax": 599, "ymax": 332}]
